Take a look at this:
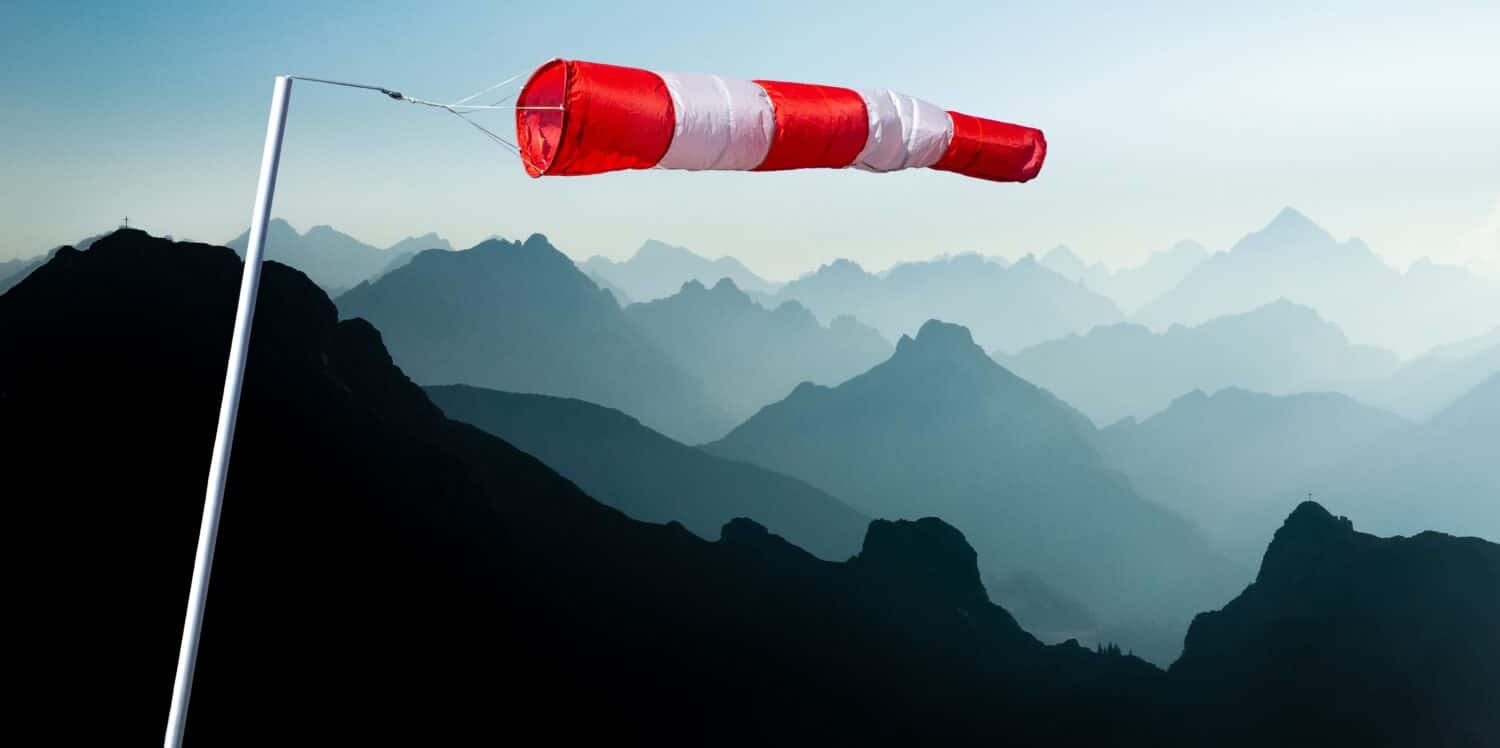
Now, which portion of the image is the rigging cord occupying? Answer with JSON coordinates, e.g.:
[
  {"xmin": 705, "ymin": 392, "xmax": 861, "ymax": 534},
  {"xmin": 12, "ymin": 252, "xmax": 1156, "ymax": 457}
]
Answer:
[{"xmin": 286, "ymin": 71, "xmax": 559, "ymax": 156}]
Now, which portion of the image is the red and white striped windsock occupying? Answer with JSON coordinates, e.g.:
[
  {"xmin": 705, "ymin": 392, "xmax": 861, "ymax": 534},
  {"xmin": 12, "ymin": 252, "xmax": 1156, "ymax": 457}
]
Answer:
[{"xmin": 515, "ymin": 59, "xmax": 1046, "ymax": 184}]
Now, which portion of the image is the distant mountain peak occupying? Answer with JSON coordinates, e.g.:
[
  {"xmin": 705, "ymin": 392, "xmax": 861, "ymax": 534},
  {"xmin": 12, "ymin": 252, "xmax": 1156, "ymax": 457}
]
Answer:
[
  {"xmin": 633, "ymin": 239, "xmax": 694, "ymax": 261},
  {"xmin": 1256, "ymin": 207, "xmax": 1334, "ymax": 245},
  {"xmin": 898, "ymin": 319, "xmax": 980, "ymax": 354}
]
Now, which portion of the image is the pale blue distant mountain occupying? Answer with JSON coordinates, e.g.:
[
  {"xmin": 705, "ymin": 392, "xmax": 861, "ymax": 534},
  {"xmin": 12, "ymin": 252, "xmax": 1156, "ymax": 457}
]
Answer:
[
  {"xmin": 624, "ymin": 278, "xmax": 891, "ymax": 424},
  {"xmin": 1042, "ymin": 241, "xmax": 1211, "ymax": 313},
  {"xmin": 1349, "ymin": 326, "xmax": 1500, "ymax": 420},
  {"xmin": 227, "ymin": 219, "xmax": 403, "ymax": 293},
  {"xmin": 999, "ymin": 299, "xmax": 1399, "ymax": 425},
  {"xmin": 581, "ymin": 239, "xmax": 780, "ymax": 302},
  {"xmin": 0, "ymin": 255, "xmax": 44, "ymax": 294},
  {"xmin": 1101, "ymin": 376, "xmax": 1500, "ymax": 565},
  {"xmin": 384, "ymin": 232, "xmax": 453, "ymax": 255},
  {"xmin": 1135, "ymin": 208, "xmax": 1500, "ymax": 356},
  {"xmin": 1099, "ymin": 388, "xmax": 1412, "ymax": 564},
  {"xmin": 1316, "ymin": 373, "xmax": 1500, "ymax": 544},
  {"xmin": 776, "ymin": 253, "xmax": 1123, "ymax": 353},
  {"xmin": 1, "ymin": 232, "xmax": 110, "ymax": 294}
]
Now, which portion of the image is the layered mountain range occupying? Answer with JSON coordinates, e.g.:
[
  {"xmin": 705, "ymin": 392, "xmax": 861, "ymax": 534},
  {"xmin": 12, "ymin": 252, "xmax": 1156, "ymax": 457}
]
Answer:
[
  {"xmin": 1136, "ymin": 208, "xmax": 1500, "ymax": 356},
  {"xmin": 1000, "ymin": 299, "xmax": 1400, "ymax": 425},
  {"xmin": 772, "ymin": 253, "xmax": 1124, "ymax": 353},
  {"xmin": 336, "ymin": 234, "xmax": 735, "ymax": 443},
  {"xmin": 226, "ymin": 218, "xmax": 451, "ymax": 293},
  {"xmin": 5, "ymin": 230, "xmax": 1496, "ymax": 745},
  {"xmin": 582, "ymin": 239, "xmax": 781, "ymax": 302},
  {"xmin": 1100, "ymin": 380, "xmax": 1500, "ymax": 565},
  {"xmin": 706, "ymin": 319, "xmax": 1248, "ymax": 649}
]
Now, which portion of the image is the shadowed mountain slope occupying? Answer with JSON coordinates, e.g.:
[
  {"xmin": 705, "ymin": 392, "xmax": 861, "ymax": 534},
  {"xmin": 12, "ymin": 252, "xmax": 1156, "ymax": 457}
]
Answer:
[
  {"xmin": 426, "ymin": 384, "xmax": 869, "ymax": 560},
  {"xmin": 336, "ymin": 234, "xmax": 733, "ymax": 443},
  {"xmin": 1173, "ymin": 502, "xmax": 1500, "ymax": 747},
  {"xmin": 624, "ymin": 278, "xmax": 890, "ymax": 423},
  {"xmin": 6, "ymin": 230, "xmax": 1193, "ymax": 745}
]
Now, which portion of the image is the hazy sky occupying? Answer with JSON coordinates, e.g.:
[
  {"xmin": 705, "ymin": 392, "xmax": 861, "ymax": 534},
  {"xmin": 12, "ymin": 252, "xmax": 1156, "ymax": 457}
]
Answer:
[{"xmin": 3, "ymin": 1, "xmax": 1497, "ymax": 278}]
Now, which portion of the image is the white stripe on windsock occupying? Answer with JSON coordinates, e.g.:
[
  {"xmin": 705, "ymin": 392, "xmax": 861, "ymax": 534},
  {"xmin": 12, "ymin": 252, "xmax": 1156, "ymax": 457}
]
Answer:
[
  {"xmin": 853, "ymin": 89, "xmax": 953, "ymax": 172},
  {"xmin": 657, "ymin": 72, "xmax": 776, "ymax": 171}
]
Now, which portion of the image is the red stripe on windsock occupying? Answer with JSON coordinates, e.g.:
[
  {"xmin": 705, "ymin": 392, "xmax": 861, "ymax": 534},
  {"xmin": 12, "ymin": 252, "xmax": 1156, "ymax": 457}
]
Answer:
[
  {"xmin": 750, "ymin": 81, "xmax": 869, "ymax": 171},
  {"xmin": 930, "ymin": 111, "xmax": 1047, "ymax": 183},
  {"xmin": 516, "ymin": 59, "xmax": 676, "ymax": 177}
]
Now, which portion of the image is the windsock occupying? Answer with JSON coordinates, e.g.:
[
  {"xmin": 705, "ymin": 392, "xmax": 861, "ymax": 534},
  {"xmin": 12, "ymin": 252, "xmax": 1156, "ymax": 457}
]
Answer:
[{"xmin": 515, "ymin": 59, "xmax": 1046, "ymax": 183}]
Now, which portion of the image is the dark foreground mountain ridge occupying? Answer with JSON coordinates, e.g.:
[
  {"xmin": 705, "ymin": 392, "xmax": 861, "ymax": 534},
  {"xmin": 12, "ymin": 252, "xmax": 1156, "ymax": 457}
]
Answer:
[
  {"xmin": 4, "ymin": 231, "xmax": 1495, "ymax": 746},
  {"xmin": 3, "ymin": 231, "xmax": 1171, "ymax": 744}
]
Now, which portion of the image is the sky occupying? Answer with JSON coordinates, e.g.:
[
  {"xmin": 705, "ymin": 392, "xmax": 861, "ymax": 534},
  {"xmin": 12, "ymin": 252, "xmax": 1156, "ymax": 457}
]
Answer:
[{"xmin": 2, "ymin": 0, "xmax": 1498, "ymax": 279}]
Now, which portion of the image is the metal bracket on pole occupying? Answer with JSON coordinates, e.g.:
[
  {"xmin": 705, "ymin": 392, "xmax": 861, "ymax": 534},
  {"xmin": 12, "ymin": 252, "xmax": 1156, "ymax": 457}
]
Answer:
[{"xmin": 163, "ymin": 75, "xmax": 293, "ymax": 748}]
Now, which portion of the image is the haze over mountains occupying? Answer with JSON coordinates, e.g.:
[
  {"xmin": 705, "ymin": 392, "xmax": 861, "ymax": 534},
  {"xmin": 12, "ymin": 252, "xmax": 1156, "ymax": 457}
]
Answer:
[
  {"xmin": 1136, "ymin": 207, "xmax": 1500, "ymax": 356},
  {"xmin": 336, "ymin": 234, "xmax": 734, "ymax": 443},
  {"xmin": 706, "ymin": 319, "xmax": 1247, "ymax": 655},
  {"xmin": 773, "ymin": 253, "xmax": 1124, "ymax": 353},
  {"xmin": 1040, "ymin": 240, "xmax": 1209, "ymax": 313},
  {"xmin": 582, "ymin": 239, "xmax": 781, "ymax": 303},
  {"xmin": 1101, "ymin": 379, "xmax": 1500, "ymax": 565},
  {"xmin": 1001, "ymin": 299, "xmax": 1400, "ymax": 425},
  {"xmin": 9, "ymin": 230, "xmax": 1496, "ymax": 745},
  {"xmin": 624, "ymin": 278, "xmax": 891, "ymax": 423},
  {"xmin": 226, "ymin": 219, "xmax": 452, "ymax": 294}
]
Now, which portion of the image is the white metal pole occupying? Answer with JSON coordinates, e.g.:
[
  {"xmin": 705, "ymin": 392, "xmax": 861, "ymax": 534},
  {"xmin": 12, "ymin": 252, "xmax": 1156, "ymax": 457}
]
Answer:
[{"xmin": 164, "ymin": 75, "xmax": 293, "ymax": 748}]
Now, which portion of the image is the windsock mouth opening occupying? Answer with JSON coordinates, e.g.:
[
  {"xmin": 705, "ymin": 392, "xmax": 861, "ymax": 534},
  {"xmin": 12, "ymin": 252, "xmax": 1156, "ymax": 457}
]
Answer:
[{"xmin": 516, "ymin": 59, "xmax": 568, "ymax": 178}]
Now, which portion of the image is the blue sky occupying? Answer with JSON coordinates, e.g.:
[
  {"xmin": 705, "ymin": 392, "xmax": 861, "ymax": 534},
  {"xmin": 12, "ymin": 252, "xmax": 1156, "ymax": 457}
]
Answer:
[{"xmin": 3, "ymin": 0, "xmax": 1497, "ymax": 278}]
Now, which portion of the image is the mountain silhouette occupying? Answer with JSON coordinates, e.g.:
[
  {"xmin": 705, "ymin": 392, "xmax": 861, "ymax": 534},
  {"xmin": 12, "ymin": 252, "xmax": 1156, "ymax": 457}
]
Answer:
[
  {"xmin": 336, "ymin": 234, "xmax": 733, "ymax": 443},
  {"xmin": 425, "ymin": 384, "xmax": 869, "ymax": 560},
  {"xmin": 624, "ymin": 277, "xmax": 891, "ymax": 423},
  {"xmin": 581, "ymin": 239, "xmax": 780, "ymax": 302},
  {"xmin": 1041, "ymin": 241, "xmax": 1210, "ymax": 313},
  {"xmin": 1136, "ymin": 207, "xmax": 1500, "ymax": 356},
  {"xmin": 226, "ymin": 218, "xmax": 399, "ymax": 293},
  {"xmin": 1099, "ymin": 388, "xmax": 1413, "ymax": 563},
  {"xmin": 1172, "ymin": 501, "xmax": 1500, "ymax": 747},
  {"xmin": 776, "ymin": 254, "xmax": 1124, "ymax": 354},
  {"xmin": 1001, "ymin": 299, "xmax": 1399, "ymax": 425},
  {"xmin": 706, "ymin": 319, "xmax": 1246, "ymax": 656},
  {"xmin": 4, "ymin": 230, "xmax": 1188, "ymax": 744}
]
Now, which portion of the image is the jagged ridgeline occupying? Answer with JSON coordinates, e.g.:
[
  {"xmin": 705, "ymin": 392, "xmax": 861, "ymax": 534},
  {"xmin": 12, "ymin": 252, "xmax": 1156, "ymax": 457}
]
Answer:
[{"xmin": 3, "ymin": 231, "xmax": 1496, "ymax": 746}]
